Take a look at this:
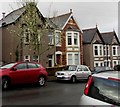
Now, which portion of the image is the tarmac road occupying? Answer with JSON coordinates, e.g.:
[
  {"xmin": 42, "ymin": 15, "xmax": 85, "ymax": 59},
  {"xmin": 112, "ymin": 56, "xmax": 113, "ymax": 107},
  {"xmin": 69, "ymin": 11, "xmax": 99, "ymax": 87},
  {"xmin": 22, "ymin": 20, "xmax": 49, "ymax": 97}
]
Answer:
[{"xmin": 2, "ymin": 81, "xmax": 86, "ymax": 105}]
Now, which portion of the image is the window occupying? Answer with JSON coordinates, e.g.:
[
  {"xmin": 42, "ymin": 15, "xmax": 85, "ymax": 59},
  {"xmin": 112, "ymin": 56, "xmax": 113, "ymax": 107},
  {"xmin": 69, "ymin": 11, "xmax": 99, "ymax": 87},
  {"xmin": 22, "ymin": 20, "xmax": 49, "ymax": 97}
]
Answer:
[
  {"xmin": 24, "ymin": 29, "xmax": 30, "ymax": 43},
  {"xmin": 83, "ymin": 66, "xmax": 89, "ymax": 71},
  {"xmin": 104, "ymin": 46, "xmax": 106, "ymax": 55},
  {"xmin": 75, "ymin": 54, "xmax": 79, "ymax": 65},
  {"xmin": 66, "ymin": 32, "xmax": 79, "ymax": 46},
  {"xmin": 27, "ymin": 63, "xmax": 38, "ymax": 68},
  {"xmin": 48, "ymin": 35, "xmax": 54, "ymax": 45},
  {"xmin": 67, "ymin": 52, "xmax": 80, "ymax": 65},
  {"xmin": 68, "ymin": 35, "xmax": 72, "ymax": 45},
  {"xmin": 74, "ymin": 33, "xmax": 78, "ymax": 45},
  {"xmin": 88, "ymin": 77, "xmax": 120, "ymax": 106},
  {"xmin": 24, "ymin": 55, "xmax": 30, "ymax": 62},
  {"xmin": 55, "ymin": 31, "xmax": 61, "ymax": 46},
  {"xmin": 94, "ymin": 46, "xmax": 98, "ymax": 56},
  {"xmin": 99, "ymin": 46, "xmax": 102, "ymax": 56},
  {"xmin": 16, "ymin": 63, "xmax": 27, "ymax": 70},
  {"xmin": 48, "ymin": 55, "xmax": 54, "ymax": 67},
  {"xmin": 113, "ymin": 46, "xmax": 117, "ymax": 56},
  {"xmin": 68, "ymin": 54, "xmax": 72, "ymax": 65},
  {"xmin": 32, "ymin": 55, "xmax": 39, "ymax": 62}
]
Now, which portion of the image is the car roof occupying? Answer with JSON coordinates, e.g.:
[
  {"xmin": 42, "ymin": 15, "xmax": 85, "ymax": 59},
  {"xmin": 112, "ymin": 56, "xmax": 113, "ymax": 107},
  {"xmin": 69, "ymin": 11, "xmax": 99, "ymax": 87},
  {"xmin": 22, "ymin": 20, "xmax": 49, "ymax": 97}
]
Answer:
[{"xmin": 92, "ymin": 71, "xmax": 120, "ymax": 79}]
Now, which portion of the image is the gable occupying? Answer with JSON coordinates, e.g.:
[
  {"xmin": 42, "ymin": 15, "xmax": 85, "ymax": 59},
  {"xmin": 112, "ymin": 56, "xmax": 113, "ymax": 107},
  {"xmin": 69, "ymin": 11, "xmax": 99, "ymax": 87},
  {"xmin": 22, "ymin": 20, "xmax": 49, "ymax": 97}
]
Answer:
[
  {"xmin": 112, "ymin": 35, "xmax": 119, "ymax": 44},
  {"xmin": 64, "ymin": 16, "xmax": 80, "ymax": 31},
  {"xmin": 92, "ymin": 32, "xmax": 103, "ymax": 44}
]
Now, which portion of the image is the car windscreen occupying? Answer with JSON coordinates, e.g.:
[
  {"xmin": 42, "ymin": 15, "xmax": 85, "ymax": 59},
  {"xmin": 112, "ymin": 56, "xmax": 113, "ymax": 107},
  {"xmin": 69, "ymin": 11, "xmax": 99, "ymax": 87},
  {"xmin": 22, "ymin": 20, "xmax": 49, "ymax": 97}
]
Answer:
[
  {"xmin": 88, "ymin": 77, "xmax": 120, "ymax": 106},
  {"xmin": 0, "ymin": 63, "xmax": 16, "ymax": 69}
]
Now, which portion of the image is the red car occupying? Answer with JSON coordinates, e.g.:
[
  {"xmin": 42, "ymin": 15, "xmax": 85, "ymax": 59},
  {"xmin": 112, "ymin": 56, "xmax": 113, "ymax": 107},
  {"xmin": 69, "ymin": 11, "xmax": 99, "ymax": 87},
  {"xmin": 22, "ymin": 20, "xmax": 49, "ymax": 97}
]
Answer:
[{"xmin": 0, "ymin": 62, "xmax": 48, "ymax": 90}]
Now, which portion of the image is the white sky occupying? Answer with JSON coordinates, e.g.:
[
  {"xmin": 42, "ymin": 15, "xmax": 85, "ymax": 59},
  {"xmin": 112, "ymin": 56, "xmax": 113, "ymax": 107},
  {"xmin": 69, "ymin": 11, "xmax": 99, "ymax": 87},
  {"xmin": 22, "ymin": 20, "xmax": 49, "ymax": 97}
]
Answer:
[{"xmin": 0, "ymin": 0, "xmax": 119, "ymax": 39}]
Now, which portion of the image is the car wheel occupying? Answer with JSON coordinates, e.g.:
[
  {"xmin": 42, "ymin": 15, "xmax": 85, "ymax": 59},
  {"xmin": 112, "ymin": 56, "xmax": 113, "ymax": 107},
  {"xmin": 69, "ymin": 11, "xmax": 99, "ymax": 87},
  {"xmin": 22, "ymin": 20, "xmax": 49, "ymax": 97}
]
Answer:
[
  {"xmin": 2, "ymin": 78, "xmax": 10, "ymax": 90},
  {"xmin": 38, "ymin": 76, "xmax": 46, "ymax": 86},
  {"xmin": 71, "ymin": 76, "xmax": 76, "ymax": 83}
]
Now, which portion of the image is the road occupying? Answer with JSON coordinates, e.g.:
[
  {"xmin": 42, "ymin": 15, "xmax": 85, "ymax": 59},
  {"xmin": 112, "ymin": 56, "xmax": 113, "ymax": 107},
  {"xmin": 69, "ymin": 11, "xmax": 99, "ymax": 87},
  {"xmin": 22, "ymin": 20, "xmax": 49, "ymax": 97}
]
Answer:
[{"xmin": 2, "ymin": 81, "xmax": 86, "ymax": 105}]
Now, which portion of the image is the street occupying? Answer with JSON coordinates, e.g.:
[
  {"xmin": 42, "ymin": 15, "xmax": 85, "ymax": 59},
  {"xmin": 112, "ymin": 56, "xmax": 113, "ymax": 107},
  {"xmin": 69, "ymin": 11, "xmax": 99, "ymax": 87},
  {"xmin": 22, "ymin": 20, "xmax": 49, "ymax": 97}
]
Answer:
[{"xmin": 2, "ymin": 81, "xmax": 86, "ymax": 105}]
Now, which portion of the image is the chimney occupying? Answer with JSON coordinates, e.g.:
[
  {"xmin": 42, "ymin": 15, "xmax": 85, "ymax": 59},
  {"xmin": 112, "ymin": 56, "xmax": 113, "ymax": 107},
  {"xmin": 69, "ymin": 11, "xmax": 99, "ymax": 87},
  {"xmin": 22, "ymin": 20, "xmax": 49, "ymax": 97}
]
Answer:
[
  {"xmin": 70, "ymin": 9, "xmax": 72, "ymax": 13},
  {"xmin": 2, "ymin": 12, "xmax": 5, "ymax": 20}
]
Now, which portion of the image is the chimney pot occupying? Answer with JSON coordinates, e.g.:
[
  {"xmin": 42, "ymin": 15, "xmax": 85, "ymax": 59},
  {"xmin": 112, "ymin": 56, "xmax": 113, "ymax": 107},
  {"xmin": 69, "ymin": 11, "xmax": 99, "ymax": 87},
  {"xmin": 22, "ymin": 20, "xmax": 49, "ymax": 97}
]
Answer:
[
  {"xmin": 2, "ymin": 12, "xmax": 5, "ymax": 19},
  {"xmin": 70, "ymin": 9, "xmax": 72, "ymax": 13}
]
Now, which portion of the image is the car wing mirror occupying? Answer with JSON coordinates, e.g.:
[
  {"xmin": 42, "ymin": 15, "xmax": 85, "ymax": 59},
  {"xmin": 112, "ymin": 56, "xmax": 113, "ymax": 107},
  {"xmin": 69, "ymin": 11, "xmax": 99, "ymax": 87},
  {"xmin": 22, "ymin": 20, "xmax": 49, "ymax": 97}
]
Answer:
[{"xmin": 11, "ymin": 67, "xmax": 17, "ymax": 71}]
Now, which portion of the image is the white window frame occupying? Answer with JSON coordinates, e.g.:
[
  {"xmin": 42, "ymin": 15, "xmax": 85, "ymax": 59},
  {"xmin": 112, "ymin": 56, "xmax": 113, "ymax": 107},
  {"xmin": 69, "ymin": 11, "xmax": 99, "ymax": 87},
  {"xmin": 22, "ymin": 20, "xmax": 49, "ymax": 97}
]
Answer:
[
  {"xmin": 113, "ymin": 60, "xmax": 118, "ymax": 67},
  {"xmin": 24, "ymin": 29, "xmax": 30, "ymax": 44},
  {"xmin": 93, "ymin": 44, "xmax": 103, "ymax": 57},
  {"xmin": 66, "ymin": 52, "xmax": 80, "ymax": 65},
  {"xmin": 55, "ymin": 30, "xmax": 61, "ymax": 46},
  {"xmin": 48, "ymin": 34, "xmax": 54, "ymax": 45},
  {"xmin": 66, "ymin": 31, "xmax": 79, "ymax": 47},
  {"xmin": 32, "ymin": 55, "xmax": 39, "ymax": 62},
  {"xmin": 112, "ymin": 45, "xmax": 118, "ymax": 56},
  {"xmin": 94, "ymin": 61, "xmax": 104, "ymax": 67},
  {"xmin": 24, "ymin": 55, "xmax": 30, "ymax": 62}
]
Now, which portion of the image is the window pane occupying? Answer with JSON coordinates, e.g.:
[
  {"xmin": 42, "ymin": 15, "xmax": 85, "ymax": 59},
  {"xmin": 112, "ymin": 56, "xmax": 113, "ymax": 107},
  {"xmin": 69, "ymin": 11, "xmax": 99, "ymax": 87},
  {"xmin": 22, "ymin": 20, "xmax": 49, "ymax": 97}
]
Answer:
[
  {"xmin": 16, "ymin": 63, "xmax": 27, "ymax": 70},
  {"xmin": 94, "ymin": 46, "xmax": 98, "ymax": 55},
  {"xmin": 75, "ymin": 54, "xmax": 79, "ymax": 65},
  {"xmin": 68, "ymin": 54, "xmax": 72, "ymax": 65},
  {"xmin": 28, "ymin": 63, "xmax": 38, "ymax": 68},
  {"xmin": 74, "ymin": 33, "xmax": 78, "ymax": 45}
]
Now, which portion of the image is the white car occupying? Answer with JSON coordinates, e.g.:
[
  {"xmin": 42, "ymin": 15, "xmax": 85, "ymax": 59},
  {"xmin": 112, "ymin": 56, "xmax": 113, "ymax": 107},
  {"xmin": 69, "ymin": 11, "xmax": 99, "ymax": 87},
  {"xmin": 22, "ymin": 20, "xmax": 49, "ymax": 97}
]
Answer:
[
  {"xmin": 79, "ymin": 70, "xmax": 120, "ymax": 106},
  {"xmin": 55, "ymin": 65, "xmax": 91, "ymax": 83}
]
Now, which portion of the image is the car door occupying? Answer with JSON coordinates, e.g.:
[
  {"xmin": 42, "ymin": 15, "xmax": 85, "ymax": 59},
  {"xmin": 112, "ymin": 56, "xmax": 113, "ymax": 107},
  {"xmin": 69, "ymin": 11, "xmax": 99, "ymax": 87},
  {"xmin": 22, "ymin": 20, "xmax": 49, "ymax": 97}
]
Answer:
[
  {"xmin": 9, "ymin": 62, "xmax": 28, "ymax": 84},
  {"xmin": 82, "ymin": 66, "xmax": 90, "ymax": 79},
  {"xmin": 26, "ymin": 62, "xmax": 40, "ymax": 83},
  {"xmin": 75, "ymin": 66, "xmax": 84, "ymax": 79}
]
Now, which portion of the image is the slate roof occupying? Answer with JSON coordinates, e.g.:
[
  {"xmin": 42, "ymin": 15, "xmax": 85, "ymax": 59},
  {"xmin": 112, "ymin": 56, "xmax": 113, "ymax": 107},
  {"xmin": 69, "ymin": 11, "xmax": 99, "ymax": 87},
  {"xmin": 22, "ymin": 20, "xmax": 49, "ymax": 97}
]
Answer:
[
  {"xmin": 0, "ymin": 7, "xmax": 25, "ymax": 27},
  {"xmin": 82, "ymin": 27, "xmax": 98, "ymax": 44},
  {"xmin": 101, "ymin": 31, "xmax": 120, "ymax": 45},
  {"xmin": 50, "ymin": 12, "xmax": 72, "ymax": 30},
  {"xmin": 0, "ymin": 4, "xmax": 46, "ymax": 28}
]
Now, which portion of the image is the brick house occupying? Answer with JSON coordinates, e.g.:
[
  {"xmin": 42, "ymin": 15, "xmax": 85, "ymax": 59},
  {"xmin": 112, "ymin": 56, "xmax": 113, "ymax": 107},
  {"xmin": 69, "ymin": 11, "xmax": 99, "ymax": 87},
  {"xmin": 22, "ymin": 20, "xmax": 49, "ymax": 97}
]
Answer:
[
  {"xmin": 0, "ymin": 4, "xmax": 55, "ymax": 67},
  {"xmin": 101, "ymin": 31, "xmax": 120, "ymax": 68},
  {"xmin": 0, "ymin": 5, "xmax": 83, "ymax": 67},
  {"xmin": 82, "ymin": 26, "xmax": 120, "ymax": 70},
  {"xmin": 50, "ymin": 9, "xmax": 83, "ymax": 66}
]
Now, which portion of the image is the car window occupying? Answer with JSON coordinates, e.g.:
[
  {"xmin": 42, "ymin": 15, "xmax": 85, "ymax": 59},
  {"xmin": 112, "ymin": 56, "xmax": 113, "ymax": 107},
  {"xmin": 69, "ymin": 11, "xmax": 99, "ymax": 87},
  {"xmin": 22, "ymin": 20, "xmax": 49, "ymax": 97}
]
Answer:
[
  {"xmin": 88, "ymin": 77, "xmax": 120, "ymax": 106},
  {"xmin": 27, "ymin": 63, "xmax": 38, "ymax": 69},
  {"xmin": 77, "ymin": 67, "xmax": 82, "ymax": 71},
  {"xmin": 1, "ymin": 63, "xmax": 16, "ymax": 69},
  {"xmin": 68, "ymin": 65, "xmax": 77, "ymax": 71},
  {"xmin": 83, "ymin": 66, "xmax": 89, "ymax": 71},
  {"xmin": 15, "ymin": 63, "xmax": 27, "ymax": 70}
]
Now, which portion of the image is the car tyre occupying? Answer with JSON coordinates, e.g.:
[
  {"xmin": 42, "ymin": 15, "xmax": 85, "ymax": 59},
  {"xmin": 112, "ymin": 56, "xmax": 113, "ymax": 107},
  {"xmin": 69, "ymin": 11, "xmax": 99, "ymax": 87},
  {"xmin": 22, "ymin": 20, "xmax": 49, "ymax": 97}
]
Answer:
[
  {"xmin": 2, "ymin": 77, "xmax": 10, "ymax": 90},
  {"xmin": 71, "ymin": 76, "xmax": 76, "ymax": 83},
  {"xmin": 38, "ymin": 76, "xmax": 46, "ymax": 86}
]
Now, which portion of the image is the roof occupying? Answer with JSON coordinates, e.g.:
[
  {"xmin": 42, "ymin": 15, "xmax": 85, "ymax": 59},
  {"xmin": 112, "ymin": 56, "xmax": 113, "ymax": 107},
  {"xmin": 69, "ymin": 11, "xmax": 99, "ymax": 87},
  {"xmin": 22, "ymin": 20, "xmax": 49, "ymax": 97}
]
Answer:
[
  {"xmin": 82, "ymin": 27, "xmax": 102, "ymax": 44},
  {"xmin": 0, "ymin": 4, "xmax": 46, "ymax": 27},
  {"xmin": 101, "ymin": 31, "xmax": 120, "ymax": 45},
  {"xmin": 50, "ymin": 12, "xmax": 72, "ymax": 30},
  {"xmin": 0, "ymin": 7, "xmax": 25, "ymax": 27}
]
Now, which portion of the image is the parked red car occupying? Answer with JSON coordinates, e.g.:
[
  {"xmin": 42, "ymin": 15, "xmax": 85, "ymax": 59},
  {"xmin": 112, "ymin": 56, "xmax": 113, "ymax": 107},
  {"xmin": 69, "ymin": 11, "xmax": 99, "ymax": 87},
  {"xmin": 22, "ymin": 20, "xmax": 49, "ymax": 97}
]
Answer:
[{"xmin": 0, "ymin": 62, "xmax": 48, "ymax": 90}]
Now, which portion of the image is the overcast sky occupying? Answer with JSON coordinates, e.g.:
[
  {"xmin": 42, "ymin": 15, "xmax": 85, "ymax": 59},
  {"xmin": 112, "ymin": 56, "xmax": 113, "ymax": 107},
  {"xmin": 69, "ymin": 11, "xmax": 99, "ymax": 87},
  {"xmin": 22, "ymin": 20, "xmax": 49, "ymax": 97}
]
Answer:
[{"xmin": 0, "ymin": 0, "xmax": 119, "ymax": 39}]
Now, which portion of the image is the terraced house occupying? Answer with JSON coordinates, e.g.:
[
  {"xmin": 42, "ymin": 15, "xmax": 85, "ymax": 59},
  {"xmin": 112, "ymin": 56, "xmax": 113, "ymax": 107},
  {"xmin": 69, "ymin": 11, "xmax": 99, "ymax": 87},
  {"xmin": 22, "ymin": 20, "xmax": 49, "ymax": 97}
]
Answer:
[
  {"xmin": 0, "ymin": 4, "xmax": 83, "ymax": 67},
  {"xmin": 49, "ymin": 9, "xmax": 83, "ymax": 66},
  {"xmin": 82, "ymin": 26, "xmax": 120, "ymax": 70}
]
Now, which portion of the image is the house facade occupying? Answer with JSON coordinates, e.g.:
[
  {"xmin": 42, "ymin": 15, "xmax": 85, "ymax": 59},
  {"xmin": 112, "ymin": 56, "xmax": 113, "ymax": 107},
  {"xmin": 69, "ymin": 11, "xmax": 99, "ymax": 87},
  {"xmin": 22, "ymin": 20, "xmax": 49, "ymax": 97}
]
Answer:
[
  {"xmin": 82, "ymin": 26, "xmax": 120, "ymax": 70},
  {"xmin": 0, "ymin": 5, "xmax": 83, "ymax": 67},
  {"xmin": 0, "ymin": 4, "xmax": 55, "ymax": 67},
  {"xmin": 50, "ymin": 10, "xmax": 83, "ymax": 66}
]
